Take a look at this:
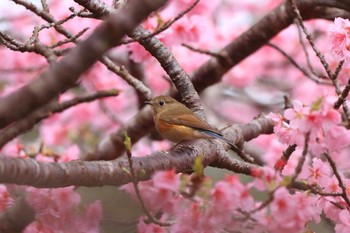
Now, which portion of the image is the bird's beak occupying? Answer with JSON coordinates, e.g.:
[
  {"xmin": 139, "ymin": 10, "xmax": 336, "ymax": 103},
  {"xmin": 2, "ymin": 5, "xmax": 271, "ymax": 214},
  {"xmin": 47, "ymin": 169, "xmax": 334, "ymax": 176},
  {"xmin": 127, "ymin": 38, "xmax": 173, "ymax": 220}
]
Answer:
[{"xmin": 145, "ymin": 100, "xmax": 152, "ymax": 105}]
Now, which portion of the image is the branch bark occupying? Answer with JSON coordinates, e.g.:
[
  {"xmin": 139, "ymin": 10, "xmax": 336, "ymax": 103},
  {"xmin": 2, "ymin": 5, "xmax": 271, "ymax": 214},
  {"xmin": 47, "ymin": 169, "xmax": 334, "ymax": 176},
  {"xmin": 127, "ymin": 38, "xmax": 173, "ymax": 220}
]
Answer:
[{"xmin": 0, "ymin": 115, "xmax": 272, "ymax": 188}]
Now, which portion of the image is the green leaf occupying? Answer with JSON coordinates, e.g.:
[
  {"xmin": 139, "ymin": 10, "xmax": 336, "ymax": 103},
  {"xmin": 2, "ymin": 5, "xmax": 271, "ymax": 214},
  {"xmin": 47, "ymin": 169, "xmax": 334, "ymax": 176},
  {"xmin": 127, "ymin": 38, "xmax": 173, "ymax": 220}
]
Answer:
[
  {"xmin": 123, "ymin": 131, "xmax": 132, "ymax": 151},
  {"xmin": 280, "ymin": 176, "xmax": 291, "ymax": 187},
  {"xmin": 310, "ymin": 97, "xmax": 323, "ymax": 111},
  {"xmin": 193, "ymin": 156, "xmax": 204, "ymax": 176}
]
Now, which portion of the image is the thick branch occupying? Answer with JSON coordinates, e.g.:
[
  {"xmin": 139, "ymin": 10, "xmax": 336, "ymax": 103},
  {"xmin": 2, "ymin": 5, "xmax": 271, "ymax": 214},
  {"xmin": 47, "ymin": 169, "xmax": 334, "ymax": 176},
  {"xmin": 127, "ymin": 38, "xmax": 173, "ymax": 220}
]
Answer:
[
  {"xmin": 0, "ymin": 143, "xmax": 251, "ymax": 188},
  {"xmin": 0, "ymin": 0, "xmax": 167, "ymax": 129},
  {"xmin": 0, "ymin": 116, "xmax": 272, "ymax": 187}
]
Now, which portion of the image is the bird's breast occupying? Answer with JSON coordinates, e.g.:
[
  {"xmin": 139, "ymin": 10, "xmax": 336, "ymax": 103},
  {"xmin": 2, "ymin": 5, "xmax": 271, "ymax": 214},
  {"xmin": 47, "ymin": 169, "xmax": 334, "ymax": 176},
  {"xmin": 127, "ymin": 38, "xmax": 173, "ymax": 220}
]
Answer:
[{"xmin": 155, "ymin": 118, "xmax": 212, "ymax": 143}]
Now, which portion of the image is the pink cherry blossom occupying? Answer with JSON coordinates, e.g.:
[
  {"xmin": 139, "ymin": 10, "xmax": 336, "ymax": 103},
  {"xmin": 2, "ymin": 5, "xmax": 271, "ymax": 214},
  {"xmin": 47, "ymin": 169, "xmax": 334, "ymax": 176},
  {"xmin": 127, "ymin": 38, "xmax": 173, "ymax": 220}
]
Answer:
[
  {"xmin": 252, "ymin": 166, "xmax": 282, "ymax": 191},
  {"xmin": 0, "ymin": 140, "xmax": 26, "ymax": 158},
  {"xmin": 138, "ymin": 218, "xmax": 167, "ymax": 233},
  {"xmin": 59, "ymin": 144, "xmax": 80, "ymax": 162},
  {"xmin": 152, "ymin": 169, "xmax": 180, "ymax": 192},
  {"xmin": 0, "ymin": 185, "xmax": 13, "ymax": 211},
  {"xmin": 323, "ymin": 126, "xmax": 350, "ymax": 152},
  {"xmin": 121, "ymin": 171, "xmax": 181, "ymax": 214},
  {"xmin": 210, "ymin": 175, "xmax": 254, "ymax": 215},
  {"xmin": 335, "ymin": 210, "xmax": 350, "ymax": 233},
  {"xmin": 170, "ymin": 15, "xmax": 203, "ymax": 44},
  {"xmin": 260, "ymin": 188, "xmax": 321, "ymax": 233},
  {"xmin": 268, "ymin": 112, "xmax": 303, "ymax": 146},
  {"xmin": 128, "ymin": 42, "xmax": 153, "ymax": 63},
  {"xmin": 25, "ymin": 187, "xmax": 101, "ymax": 233},
  {"xmin": 271, "ymin": 99, "xmax": 350, "ymax": 155},
  {"xmin": 329, "ymin": 17, "xmax": 350, "ymax": 66},
  {"xmin": 324, "ymin": 175, "xmax": 341, "ymax": 193},
  {"xmin": 302, "ymin": 158, "xmax": 331, "ymax": 185},
  {"xmin": 169, "ymin": 0, "xmax": 216, "ymax": 16},
  {"xmin": 284, "ymin": 100, "xmax": 320, "ymax": 133}
]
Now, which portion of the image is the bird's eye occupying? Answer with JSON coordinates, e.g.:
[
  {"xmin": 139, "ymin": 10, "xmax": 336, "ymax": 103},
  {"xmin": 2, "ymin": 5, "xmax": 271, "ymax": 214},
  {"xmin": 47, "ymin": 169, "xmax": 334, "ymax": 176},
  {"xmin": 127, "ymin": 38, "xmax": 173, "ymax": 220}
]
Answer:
[{"xmin": 158, "ymin": 100, "xmax": 165, "ymax": 106}]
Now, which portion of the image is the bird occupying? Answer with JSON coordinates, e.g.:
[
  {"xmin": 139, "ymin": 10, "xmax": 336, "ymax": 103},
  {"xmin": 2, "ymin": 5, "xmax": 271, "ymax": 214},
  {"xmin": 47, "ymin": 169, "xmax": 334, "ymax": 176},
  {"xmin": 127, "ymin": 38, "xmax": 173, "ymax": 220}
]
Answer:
[{"xmin": 145, "ymin": 95, "xmax": 237, "ymax": 149}]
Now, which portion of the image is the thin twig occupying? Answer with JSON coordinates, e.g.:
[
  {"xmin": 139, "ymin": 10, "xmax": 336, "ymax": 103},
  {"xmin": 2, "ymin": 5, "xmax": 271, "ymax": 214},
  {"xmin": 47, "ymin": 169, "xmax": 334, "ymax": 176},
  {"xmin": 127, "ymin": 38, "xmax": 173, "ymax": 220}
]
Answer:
[
  {"xmin": 290, "ymin": 0, "xmax": 350, "ymax": 120},
  {"xmin": 324, "ymin": 152, "xmax": 350, "ymax": 208},
  {"xmin": 314, "ymin": 191, "xmax": 343, "ymax": 197},
  {"xmin": 234, "ymin": 148, "xmax": 255, "ymax": 164},
  {"xmin": 49, "ymin": 27, "xmax": 89, "ymax": 48},
  {"xmin": 289, "ymin": 132, "xmax": 310, "ymax": 185},
  {"xmin": 8, "ymin": 0, "xmax": 85, "ymax": 63},
  {"xmin": 334, "ymin": 60, "xmax": 345, "ymax": 80},
  {"xmin": 182, "ymin": 43, "xmax": 226, "ymax": 59},
  {"xmin": 68, "ymin": 7, "xmax": 95, "ymax": 18},
  {"xmin": 25, "ymin": 11, "xmax": 83, "ymax": 47},
  {"xmin": 334, "ymin": 74, "xmax": 350, "ymax": 109},
  {"xmin": 0, "ymin": 31, "xmax": 57, "ymax": 63},
  {"xmin": 291, "ymin": 180, "xmax": 343, "ymax": 196},
  {"xmin": 0, "ymin": 89, "xmax": 120, "ymax": 148},
  {"xmin": 333, "ymin": 60, "xmax": 349, "ymax": 109},
  {"xmin": 274, "ymin": 144, "xmax": 297, "ymax": 171},
  {"xmin": 292, "ymin": 3, "xmax": 332, "ymax": 77},
  {"xmin": 40, "ymin": 0, "xmax": 49, "ymax": 12},
  {"xmin": 51, "ymin": 89, "xmax": 119, "ymax": 113},
  {"xmin": 0, "ymin": 31, "xmax": 27, "ymax": 50},
  {"xmin": 97, "ymin": 100, "xmax": 123, "ymax": 125},
  {"xmin": 124, "ymin": 136, "xmax": 172, "ymax": 227},
  {"xmin": 295, "ymin": 19, "xmax": 326, "ymax": 79},
  {"xmin": 0, "ymin": 65, "xmax": 46, "ymax": 73},
  {"xmin": 143, "ymin": 0, "xmax": 200, "ymax": 38},
  {"xmin": 101, "ymin": 56, "xmax": 152, "ymax": 100},
  {"xmin": 250, "ymin": 189, "xmax": 278, "ymax": 214},
  {"xmin": 122, "ymin": 0, "xmax": 200, "ymax": 44},
  {"xmin": 267, "ymin": 42, "xmax": 331, "ymax": 85}
]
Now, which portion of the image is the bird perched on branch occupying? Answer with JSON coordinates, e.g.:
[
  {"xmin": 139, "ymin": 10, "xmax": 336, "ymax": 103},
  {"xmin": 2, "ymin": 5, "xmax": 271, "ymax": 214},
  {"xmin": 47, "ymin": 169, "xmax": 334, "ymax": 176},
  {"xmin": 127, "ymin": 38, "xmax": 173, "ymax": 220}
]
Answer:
[{"xmin": 145, "ymin": 95, "xmax": 237, "ymax": 149}]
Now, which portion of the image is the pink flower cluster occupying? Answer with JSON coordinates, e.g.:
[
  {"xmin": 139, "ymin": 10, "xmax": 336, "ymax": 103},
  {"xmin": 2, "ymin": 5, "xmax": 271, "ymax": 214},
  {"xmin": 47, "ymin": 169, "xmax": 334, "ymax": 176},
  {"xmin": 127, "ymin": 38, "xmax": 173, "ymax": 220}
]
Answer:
[
  {"xmin": 270, "ymin": 99, "xmax": 350, "ymax": 155},
  {"xmin": 329, "ymin": 17, "xmax": 350, "ymax": 67},
  {"xmin": 123, "ymin": 171, "xmax": 258, "ymax": 233},
  {"xmin": 0, "ymin": 144, "xmax": 102, "ymax": 232},
  {"xmin": 259, "ymin": 187, "xmax": 321, "ymax": 233},
  {"xmin": 0, "ymin": 185, "xmax": 14, "ymax": 211},
  {"xmin": 24, "ymin": 187, "xmax": 102, "ymax": 233},
  {"xmin": 123, "ymin": 169, "xmax": 326, "ymax": 233},
  {"xmin": 302, "ymin": 158, "xmax": 350, "ymax": 233}
]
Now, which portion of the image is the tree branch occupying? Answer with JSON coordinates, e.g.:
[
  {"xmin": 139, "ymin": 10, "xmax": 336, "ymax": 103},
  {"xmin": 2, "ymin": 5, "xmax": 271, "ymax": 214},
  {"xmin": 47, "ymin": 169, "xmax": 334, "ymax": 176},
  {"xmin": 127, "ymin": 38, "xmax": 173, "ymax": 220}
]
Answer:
[
  {"xmin": 0, "ymin": 0, "xmax": 167, "ymax": 129},
  {"xmin": 190, "ymin": 1, "xmax": 350, "ymax": 93},
  {"xmin": 0, "ymin": 115, "xmax": 272, "ymax": 187},
  {"xmin": 0, "ymin": 89, "xmax": 119, "ymax": 148}
]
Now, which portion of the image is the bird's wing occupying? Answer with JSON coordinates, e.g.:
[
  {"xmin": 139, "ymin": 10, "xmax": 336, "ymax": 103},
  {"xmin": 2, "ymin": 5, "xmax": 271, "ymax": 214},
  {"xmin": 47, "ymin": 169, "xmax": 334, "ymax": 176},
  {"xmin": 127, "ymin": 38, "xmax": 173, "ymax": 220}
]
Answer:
[{"xmin": 163, "ymin": 113, "xmax": 223, "ymax": 136}]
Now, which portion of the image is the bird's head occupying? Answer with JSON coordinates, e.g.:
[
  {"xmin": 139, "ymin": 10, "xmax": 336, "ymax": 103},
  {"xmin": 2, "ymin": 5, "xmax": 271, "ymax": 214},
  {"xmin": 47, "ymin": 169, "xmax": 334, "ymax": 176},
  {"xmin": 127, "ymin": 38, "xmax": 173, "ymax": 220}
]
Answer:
[{"xmin": 145, "ymin": 95, "xmax": 178, "ymax": 115}]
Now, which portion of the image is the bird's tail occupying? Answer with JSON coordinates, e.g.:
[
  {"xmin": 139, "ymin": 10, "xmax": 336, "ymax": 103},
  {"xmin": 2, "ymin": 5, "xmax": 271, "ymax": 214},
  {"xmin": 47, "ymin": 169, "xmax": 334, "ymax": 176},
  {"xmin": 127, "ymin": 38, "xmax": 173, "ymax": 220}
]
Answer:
[{"xmin": 202, "ymin": 130, "xmax": 239, "ymax": 150}]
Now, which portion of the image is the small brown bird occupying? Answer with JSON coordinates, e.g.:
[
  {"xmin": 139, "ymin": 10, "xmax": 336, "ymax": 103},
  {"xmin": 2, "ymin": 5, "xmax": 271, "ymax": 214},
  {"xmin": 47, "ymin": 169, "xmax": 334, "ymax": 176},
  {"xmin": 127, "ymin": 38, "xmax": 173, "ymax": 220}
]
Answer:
[{"xmin": 145, "ymin": 95, "xmax": 237, "ymax": 148}]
